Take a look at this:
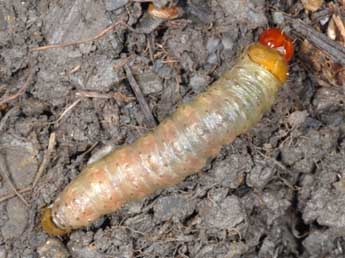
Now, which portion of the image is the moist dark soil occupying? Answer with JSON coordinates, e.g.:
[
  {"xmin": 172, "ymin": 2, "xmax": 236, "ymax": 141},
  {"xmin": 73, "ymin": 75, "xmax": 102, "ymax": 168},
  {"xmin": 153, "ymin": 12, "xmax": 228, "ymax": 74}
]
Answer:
[{"xmin": 0, "ymin": 0, "xmax": 344, "ymax": 257}]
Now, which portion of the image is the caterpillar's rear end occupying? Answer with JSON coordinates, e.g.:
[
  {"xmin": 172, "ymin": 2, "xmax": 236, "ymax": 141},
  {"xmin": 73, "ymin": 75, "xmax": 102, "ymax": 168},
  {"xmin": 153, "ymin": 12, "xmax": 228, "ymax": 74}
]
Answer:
[{"xmin": 42, "ymin": 28, "xmax": 294, "ymax": 235}]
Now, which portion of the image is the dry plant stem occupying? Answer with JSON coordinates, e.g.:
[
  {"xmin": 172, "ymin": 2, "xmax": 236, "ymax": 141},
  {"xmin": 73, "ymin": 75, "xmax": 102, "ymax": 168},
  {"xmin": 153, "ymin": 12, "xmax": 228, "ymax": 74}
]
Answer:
[
  {"xmin": 124, "ymin": 64, "xmax": 157, "ymax": 128},
  {"xmin": 75, "ymin": 91, "xmax": 135, "ymax": 103},
  {"xmin": 0, "ymin": 154, "xmax": 29, "ymax": 206},
  {"xmin": 31, "ymin": 20, "xmax": 126, "ymax": 51},
  {"xmin": 0, "ymin": 187, "xmax": 32, "ymax": 203},
  {"xmin": 147, "ymin": 36, "xmax": 155, "ymax": 63},
  {"xmin": 0, "ymin": 69, "xmax": 33, "ymax": 106},
  {"xmin": 30, "ymin": 99, "xmax": 81, "ymax": 127},
  {"xmin": 32, "ymin": 133, "xmax": 56, "ymax": 188},
  {"xmin": 55, "ymin": 99, "xmax": 81, "ymax": 125},
  {"xmin": 286, "ymin": 17, "xmax": 345, "ymax": 65}
]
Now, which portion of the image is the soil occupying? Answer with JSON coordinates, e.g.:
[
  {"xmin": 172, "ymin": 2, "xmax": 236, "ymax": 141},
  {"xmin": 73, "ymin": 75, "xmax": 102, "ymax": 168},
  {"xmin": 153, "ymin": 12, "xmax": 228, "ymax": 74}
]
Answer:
[{"xmin": 0, "ymin": 0, "xmax": 344, "ymax": 257}]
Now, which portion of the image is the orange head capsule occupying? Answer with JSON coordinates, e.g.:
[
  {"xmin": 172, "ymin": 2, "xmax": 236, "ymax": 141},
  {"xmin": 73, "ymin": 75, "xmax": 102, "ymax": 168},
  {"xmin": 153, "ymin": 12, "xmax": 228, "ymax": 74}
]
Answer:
[
  {"xmin": 248, "ymin": 28, "xmax": 294, "ymax": 83},
  {"xmin": 147, "ymin": 3, "xmax": 183, "ymax": 20},
  {"xmin": 259, "ymin": 28, "xmax": 294, "ymax": 62}
]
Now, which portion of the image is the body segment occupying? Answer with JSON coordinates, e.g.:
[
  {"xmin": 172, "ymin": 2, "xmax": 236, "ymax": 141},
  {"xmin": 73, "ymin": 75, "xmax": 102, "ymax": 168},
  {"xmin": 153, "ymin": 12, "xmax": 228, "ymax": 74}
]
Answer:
[{"xmin": 42, "ymin": 29, "xmax": 293, "ymax": 235}]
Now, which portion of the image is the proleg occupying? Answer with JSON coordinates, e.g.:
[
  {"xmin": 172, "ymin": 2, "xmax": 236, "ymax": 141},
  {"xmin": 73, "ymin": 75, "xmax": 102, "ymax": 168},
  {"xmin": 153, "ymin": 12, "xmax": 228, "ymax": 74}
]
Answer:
[{"xmin": 42, "ymin": 28, "xmax": 294, "ymax": 235}]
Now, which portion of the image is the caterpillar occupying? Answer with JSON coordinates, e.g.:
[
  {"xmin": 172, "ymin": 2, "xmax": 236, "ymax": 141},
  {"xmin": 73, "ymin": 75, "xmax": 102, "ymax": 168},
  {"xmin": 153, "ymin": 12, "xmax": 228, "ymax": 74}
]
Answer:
[{"xmin": 41, "ymin": 28, "xmax": 294, "ymax": 235}]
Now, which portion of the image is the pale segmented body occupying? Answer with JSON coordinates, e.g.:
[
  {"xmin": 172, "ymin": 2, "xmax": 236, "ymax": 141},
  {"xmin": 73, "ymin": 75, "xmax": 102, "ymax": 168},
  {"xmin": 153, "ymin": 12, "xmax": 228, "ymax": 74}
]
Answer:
[{"xmin": 48, "ymin": 47, "xmax": 284, "ymax": 232}]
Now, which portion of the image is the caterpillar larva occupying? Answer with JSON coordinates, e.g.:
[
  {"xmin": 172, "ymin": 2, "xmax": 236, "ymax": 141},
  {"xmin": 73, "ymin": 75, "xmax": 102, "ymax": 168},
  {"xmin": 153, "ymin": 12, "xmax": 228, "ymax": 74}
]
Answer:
[{"xmin": 42, "ymin": 28, "xmax": 294, "ymax": 235}]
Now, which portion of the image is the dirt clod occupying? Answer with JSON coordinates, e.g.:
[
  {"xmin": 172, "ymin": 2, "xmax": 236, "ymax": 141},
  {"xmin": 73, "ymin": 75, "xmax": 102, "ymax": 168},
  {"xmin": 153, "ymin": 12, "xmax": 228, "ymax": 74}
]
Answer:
[
  {"xmin": 38, "ymin": 238, "xmax": 70, "ymax": 258},
  {"xmin": 1, "ymin": 199, "xmax": 28, "ymax": 240}
]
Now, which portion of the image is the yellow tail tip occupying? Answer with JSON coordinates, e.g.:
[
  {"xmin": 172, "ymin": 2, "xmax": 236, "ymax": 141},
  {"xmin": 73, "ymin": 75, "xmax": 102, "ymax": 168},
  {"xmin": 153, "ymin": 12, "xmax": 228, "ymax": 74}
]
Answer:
[{"xmin": 41, "ymin": 207, "xmax": 69, "ymax": 236}]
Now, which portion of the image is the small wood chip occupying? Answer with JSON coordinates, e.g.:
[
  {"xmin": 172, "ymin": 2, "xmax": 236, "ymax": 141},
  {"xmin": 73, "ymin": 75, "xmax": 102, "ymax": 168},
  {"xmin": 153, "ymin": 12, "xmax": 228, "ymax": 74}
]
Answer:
[
  {"xmin": 301, "ymin": 0, "xmax": 324, "ymax": 12},
  {"xmin": 286, "ymin": 17, "xmax": 345, "ymax": 65}
]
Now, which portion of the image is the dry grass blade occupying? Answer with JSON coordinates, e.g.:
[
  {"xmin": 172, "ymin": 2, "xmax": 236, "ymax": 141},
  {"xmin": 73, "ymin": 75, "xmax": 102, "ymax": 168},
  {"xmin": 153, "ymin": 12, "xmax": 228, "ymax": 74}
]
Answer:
[
  {"xmin": 55, "ymin": 99, "xmax": 81, "ymax": 125},
  {"xmin": 32, "ymin": 132, "xmax": 56, "ymax": 188},
  {"xmin": 124, "ymin": 64, "xmax": 157, "ymax": 128},
  {"xmin": 31, "ymin": 20, "xmax": 126, "ymax": 51},
  {"xmin": 75, "ymin": 90, "xmax": 135, "ymax": 103},
  {"xmin": 0, "ymin": 187, "xmax": 32, "ymax": 204}
]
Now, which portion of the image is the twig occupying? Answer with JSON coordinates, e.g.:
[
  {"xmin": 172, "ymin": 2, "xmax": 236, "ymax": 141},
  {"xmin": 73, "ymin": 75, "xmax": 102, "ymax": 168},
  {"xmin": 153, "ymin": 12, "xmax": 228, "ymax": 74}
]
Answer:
[
  {"xmin": 31, "ymin": 20, "xmax": 126, "ymax": 51},
  {"xmin": 75, "ymin": 90, "xmax": 134, "ymax": 103},
  {"xmin": 0, "ymin": 186, "xmax": 32, "ymax": 204},
  {"xmin": 112, "ymin": 56, "xmax": 132, "ymax": 70},
  {"xmin": 147, "ymin": 35, "xmax": 155, "ymax": 63},
  {"xmin": 32, "ymin": 132, "xmax": 56, "ymax": 188},
  {"xmin": 285, "ymin": 17, "xmax": 345, "ymax": 65},
  {"xmin": 55, "ymin": 99, "xmax": 81, "ymax": 124},
  {"xmin": 69, "ymin": 64, "xmax": 81, "ymax": 74},
  {"xmin": 0, "ymin": 153, "xmax": 29, "ymax": 206},
  {"xmin": 26, "ymin": 99, "xmax": 81, "ymax": 127},
  {"xmin": 0, "ymin": 68, "xmax": 33, "ymax": 106},
  {"xmin": 124, "ymin": 64, "xmax": 157, "ymax": 128}
]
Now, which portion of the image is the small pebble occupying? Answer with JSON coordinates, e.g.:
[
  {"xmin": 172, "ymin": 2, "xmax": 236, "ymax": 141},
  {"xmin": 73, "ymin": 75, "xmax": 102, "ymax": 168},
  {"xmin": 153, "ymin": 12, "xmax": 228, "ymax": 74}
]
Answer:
[
  {"xmin": 199, "ymin": 195, "xmax": 246, "ymax": 229},
  {"xmin": 221, "ymin": 34, "xmax": 235, "ymax": 50},
  {"xmin": 207, "ymin": 37, "xmax": 221, "ymax": 54},
  {"xmin": 287, "ymin": 110, "xmax": 308, "ymax": 128},
  {"xmin": 153, "ymin": 60, "xmax": 175, "ymax": 79},
  {"xmin": 38, "ymin": 238, "xmax": 70, "ymax": 258},
  {"xmin": 189, "ymin": 73, "xmax": 210, "ymax": 93},
  {"xmin": 272, "ymin": 11, "xmax": 285, "ymax": 25}
]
